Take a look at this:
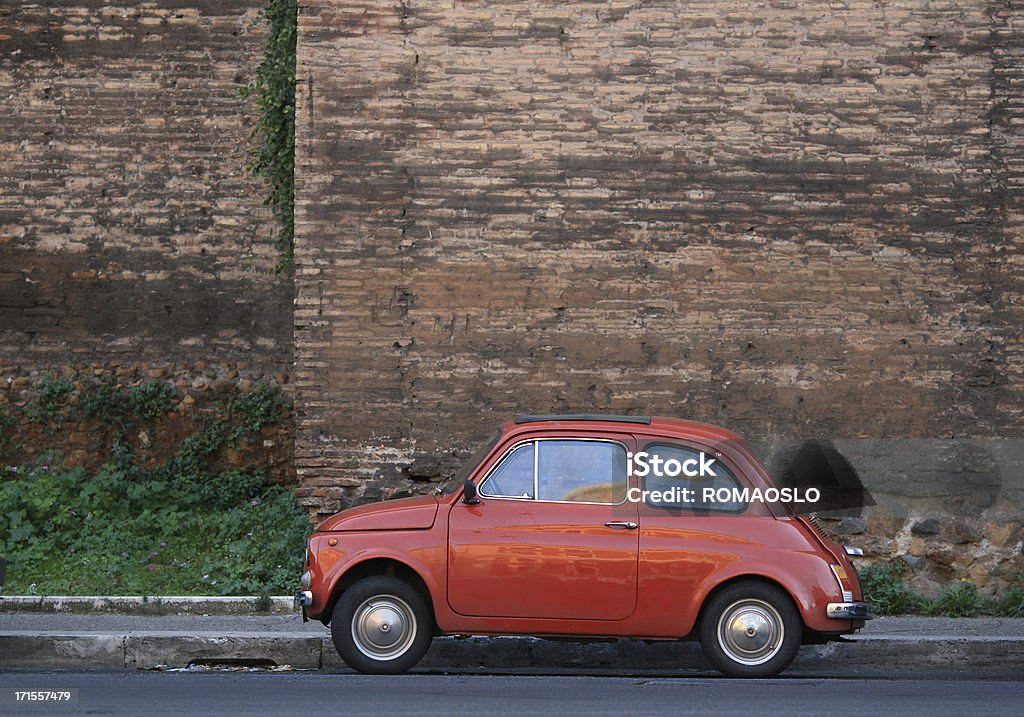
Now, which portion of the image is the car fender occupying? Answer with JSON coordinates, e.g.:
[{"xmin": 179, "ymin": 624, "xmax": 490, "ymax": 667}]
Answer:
[
  {"xmin": 322, "ymin": 542, "xmax": 446, "ymax": 618},
  {"xmin": 688, "ymin": 552, "xmax": 845, "ymax": 635}
]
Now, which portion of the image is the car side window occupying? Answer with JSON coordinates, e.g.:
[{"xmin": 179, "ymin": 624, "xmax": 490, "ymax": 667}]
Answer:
[
  {"xmin": 479, "ymin": 443, "xmax": 535, "ymax": 498},
  {"xmin": 641, "ymin": 443, "xmax": 746, "ymax": 512},
  {"xmin": 537, "ymin": 440, "xmax": 627, "ymax": 504},
  {"xmin": 479, "ymin": 440, "xmax": 628, "ymax": 503}
]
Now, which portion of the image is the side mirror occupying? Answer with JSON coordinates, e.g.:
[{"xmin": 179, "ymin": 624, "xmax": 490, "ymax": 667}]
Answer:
[{"xmin": 462, "ymin": 479, "xmax": 480, "ymax": 505}]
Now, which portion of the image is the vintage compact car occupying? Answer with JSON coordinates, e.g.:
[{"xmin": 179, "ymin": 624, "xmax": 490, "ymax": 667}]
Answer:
[{"xmin": 299, "ymin": 415, "xmax": 871, "ymax": 677}]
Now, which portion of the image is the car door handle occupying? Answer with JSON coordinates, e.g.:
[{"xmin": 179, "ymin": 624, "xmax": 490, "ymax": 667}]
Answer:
[{"xmin": 604, "ymin": 521, "xmax": 638, "ymax": 530}]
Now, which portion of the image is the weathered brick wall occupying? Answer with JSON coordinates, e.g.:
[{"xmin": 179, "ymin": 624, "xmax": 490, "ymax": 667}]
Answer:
[
  {"xmin": 0, "ymin": 1, "xmax": 291, "ymax": 376},
  {"xmin": 293, "ymin": 1, "xmax": 1023, "ymax": 591},
  {"xmin": 0, "ymin": 369, "xmax": 294, "ymax": 485}
]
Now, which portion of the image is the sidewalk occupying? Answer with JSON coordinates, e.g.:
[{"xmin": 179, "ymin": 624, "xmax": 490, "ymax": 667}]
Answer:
[{"xmin": 1, "ymin": 598, "xmax": 1023, "ymax": 674}]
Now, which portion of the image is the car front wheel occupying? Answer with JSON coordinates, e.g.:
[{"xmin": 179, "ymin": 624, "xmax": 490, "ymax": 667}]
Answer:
[
  {"xmin": 699, "ymin": 581, "xmax": 802, "ymax": 677},
  {"xmin": 331, "ymin": 576, "xmax": 433, "ymax": 674}
]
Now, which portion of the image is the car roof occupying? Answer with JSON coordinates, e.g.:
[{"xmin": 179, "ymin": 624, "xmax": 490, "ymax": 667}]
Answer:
[{"xmin": 503, "ymin": 414, "xmax": 743, "ymax": 442}]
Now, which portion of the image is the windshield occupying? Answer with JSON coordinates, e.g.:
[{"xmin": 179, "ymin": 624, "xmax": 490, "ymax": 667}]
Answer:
[{"xmin": 435, "ymin": 430, "xmax": 502, "ymax": 495}]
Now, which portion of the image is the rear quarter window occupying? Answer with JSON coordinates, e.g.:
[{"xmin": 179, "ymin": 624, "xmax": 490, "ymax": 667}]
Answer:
[{"xmin": 637, "ymin": 442, "xmax": 747, "ymax": 513}]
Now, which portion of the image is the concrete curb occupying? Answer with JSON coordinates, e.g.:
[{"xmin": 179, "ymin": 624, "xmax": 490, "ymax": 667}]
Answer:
[
  {"xmin": 0, "ymin": 596, "xmax": 298, "ymax": 615},
  {"xmin": 1, "ymin": 632, "xmax": 1022, "ymax": 674}
]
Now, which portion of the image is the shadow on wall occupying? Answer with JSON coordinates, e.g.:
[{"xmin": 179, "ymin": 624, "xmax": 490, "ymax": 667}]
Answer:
[
  {"xmin": 755, "ymin": 438, "xmax": 1010, "ymax": 521},
  {"xmin": 769, "ymin": 439, "xmax": 876, "ymax": 516}
]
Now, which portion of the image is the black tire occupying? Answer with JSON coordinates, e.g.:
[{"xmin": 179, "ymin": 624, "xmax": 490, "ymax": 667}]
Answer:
[
  {"xmin": 699, "ymin": 580, "xmax": 802, "ymax": 677},
  {"xmin": 330, "ymin": 576, "xmax": 433, "ymax": 674}
]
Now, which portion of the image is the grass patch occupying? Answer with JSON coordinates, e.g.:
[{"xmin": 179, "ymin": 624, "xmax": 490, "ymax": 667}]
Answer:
[
  {"xmin": 925, "ymin": 580, "xmax": 981, "ymax": 618},
  {"xmin": 990, "ymin": 579, "xmax": 1024, "ymax": 618},
  {"xmin": 858, "ymin": 561, "xmax": 1024, "ymax": 617},
  {"xmin": 857, "ymin": 561, "xmax": 922, "ymax": 615},
  {"xmin": 0, "ymin": 382, "xmax": 309, "ymax": 596},
  {"xmin": 1, "ymin": 459, "xmax": 309, "ymax": 596}
]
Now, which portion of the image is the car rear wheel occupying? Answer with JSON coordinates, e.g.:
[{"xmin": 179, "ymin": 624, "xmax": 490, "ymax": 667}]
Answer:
[
  {"xmin": 699, "ymin": 581, "xmax": 802, "ymax": 677},
  {"xmin": 331, "ymin": 576, "xmax": 433, "ymax": 674}
]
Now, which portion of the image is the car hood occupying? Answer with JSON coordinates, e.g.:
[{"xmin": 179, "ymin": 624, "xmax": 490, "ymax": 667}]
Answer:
[{"xmin": 316, "ymin": 495, "xmax": 439, "ymax": 532}]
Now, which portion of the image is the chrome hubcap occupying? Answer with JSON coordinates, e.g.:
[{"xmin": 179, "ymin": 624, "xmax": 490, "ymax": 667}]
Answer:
[
  {"xmin": 717, "ymin": 598, "xmax": 784, "ymax": 666},
  {"xmin": 351, "ymin": 595, "xmax": 417, "ymax": 660}
]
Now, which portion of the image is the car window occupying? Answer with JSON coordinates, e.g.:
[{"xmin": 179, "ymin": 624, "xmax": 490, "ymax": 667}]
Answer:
[
  {"xmin": 480, "ymin": 443, "xmax": 535, "ymax": 498},
  {"xmin": 479, "ymin": 440, "xmax": 628, "ymax": 503},
  {"xmin": 537, "ymin": 440, "xmax": 627, "ymax": 504},
  {"xmin": 640, "ymin": 443, "xmax": 746, "ymax": 512}
]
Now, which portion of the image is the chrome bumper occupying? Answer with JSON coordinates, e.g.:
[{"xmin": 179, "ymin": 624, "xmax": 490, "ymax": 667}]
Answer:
[
  {"xmin": 297, "ymin": 590, "xmax": 313, "ymax": 608},
  {"xmin": 827, "ymin": 601, "xmax": 874, "ymax": 619}
]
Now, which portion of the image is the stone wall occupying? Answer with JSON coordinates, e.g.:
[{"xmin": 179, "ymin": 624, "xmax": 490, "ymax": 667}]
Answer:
[
  {"xmin": 0, "ymin": 367, "xmax": 293, "ymax": 485},
  {"xmin": 0, "ymin": 2, "xmax": 294, "ymax": 476},
  {"xmin": 753, "ymin": 437, "xmax": 1024, "ymax": 595},
  {"xmin": 293, "ymin": 0, "xmax": 1024, "ymax": 592}
]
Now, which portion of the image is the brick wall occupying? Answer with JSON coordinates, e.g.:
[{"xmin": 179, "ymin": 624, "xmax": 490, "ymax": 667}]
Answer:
[
  {"xmin": 292, "ymin": 1, "xmax": 1023, "ymax": 589},
  {"xmin": 0, "ymin": 1, "xmax": 291, "ymax": 376},
  {"xmin": 294, "ymin": 0, "xmax": 1022, "ymax": 493}
]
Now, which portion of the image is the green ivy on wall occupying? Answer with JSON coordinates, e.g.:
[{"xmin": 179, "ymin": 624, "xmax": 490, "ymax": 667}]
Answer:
[{"xmin": 242, "ymin": 0, "xmax": 298, "ymax": 269}]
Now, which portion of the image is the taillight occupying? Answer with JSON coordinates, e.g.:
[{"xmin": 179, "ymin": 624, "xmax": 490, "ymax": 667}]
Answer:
[{"xmin": 830, "ymin": 563, "xmax": 855, "ymax": 602}]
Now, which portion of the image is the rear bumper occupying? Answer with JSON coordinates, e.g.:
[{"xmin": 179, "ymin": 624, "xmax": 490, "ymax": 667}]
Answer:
[{"xmin": 827, "ymin": 601, "xmax": 874, "ymax": 620}]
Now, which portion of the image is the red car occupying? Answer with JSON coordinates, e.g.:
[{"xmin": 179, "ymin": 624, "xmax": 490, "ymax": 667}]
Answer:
[{"xmin": 299, "ymin": 415, "xmax": 871, "ymax": 677}]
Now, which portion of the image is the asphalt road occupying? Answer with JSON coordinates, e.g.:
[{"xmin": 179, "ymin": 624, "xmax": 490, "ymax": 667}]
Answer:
[{"xmin": 0, "ymin": 672, "xmax": 1021, "ymax": 717}]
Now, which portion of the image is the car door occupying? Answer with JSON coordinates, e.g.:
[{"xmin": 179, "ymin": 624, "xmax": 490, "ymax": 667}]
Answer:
[
  {"xmin": 632, "ymin": 438, "xmax": 780, "ymax": 629},
  {"xmin": 447, "ymin": 436, "xmax": 639, "ymax": 621}
]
